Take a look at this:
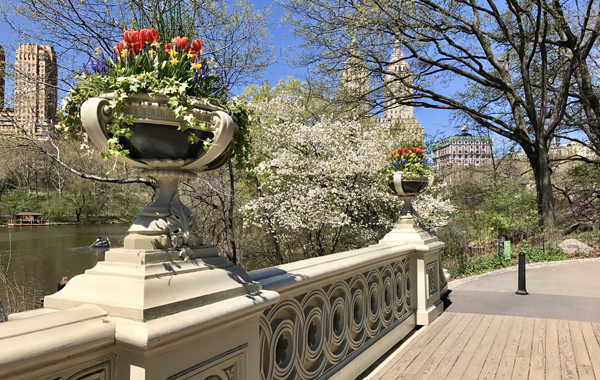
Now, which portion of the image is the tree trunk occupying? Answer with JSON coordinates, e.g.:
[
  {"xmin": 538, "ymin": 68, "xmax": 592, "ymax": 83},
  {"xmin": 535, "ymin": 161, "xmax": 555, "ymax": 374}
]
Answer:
[
  {"xmin": 227, "ymin": 160, "xmax": 238, "ymax": 266},
  {"xmin": 527, "ymin": 147, "xmax": 556, "ymax": 227}
]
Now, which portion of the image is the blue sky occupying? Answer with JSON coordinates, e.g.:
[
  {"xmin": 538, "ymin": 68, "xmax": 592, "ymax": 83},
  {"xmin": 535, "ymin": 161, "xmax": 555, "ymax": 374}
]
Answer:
[
  {"xmin": 252, "ymin": 0, "xmax": 458, "ymax": 139},
  {"xmin": 0, "ymin": 0, "xmax": 459, "ymax": 139}
]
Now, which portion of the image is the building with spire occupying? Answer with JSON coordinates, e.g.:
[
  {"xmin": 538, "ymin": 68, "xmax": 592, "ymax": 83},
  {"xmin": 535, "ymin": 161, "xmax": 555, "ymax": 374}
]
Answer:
[{"xmin": 375, "ymin": 42, "xmax": 423, "ymax": 142}]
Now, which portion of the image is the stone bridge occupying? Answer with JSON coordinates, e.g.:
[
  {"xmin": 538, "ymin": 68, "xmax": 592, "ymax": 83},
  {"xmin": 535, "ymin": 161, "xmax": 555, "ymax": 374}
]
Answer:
[{"xmin": 0, "ymin": 217, "xmax": 446, "ymax": 380}]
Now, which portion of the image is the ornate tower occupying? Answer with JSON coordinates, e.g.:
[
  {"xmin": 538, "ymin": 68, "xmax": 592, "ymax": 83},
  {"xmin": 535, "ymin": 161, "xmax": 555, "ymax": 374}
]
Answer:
[
  {"xmin": 383, "ymin": 41, "xmax": 413, "ymax": 120},
  {"xmin": 377, "ymin": 42, "xmax": 423, "ymax": 144}
]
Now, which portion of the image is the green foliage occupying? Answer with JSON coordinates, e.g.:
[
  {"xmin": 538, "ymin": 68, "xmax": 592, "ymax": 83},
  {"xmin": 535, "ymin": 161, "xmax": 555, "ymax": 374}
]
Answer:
[
  {"xmin": 448, "ymin": 253, "xmax": 512, "ymax": 279},
  {"xmin": 452, "ymin": 177, "xmax": 539, "ymax": 243},
  {"xmin": 522, "ymin": 243, "xmax": 567, "ymax": 263},
  {"xmin": 57, "ymin": 35, "xmax": 251, "ymax": 168}
]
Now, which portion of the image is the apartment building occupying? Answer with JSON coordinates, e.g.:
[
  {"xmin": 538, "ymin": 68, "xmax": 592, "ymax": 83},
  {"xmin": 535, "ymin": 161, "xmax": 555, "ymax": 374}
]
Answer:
[
  {"xmin": 11, "ymin": 44, "xmax": 57, "ymax": 139},
  {"xmin": 433, "ymin": 127, "xmax": 493, "ymax": 169}
]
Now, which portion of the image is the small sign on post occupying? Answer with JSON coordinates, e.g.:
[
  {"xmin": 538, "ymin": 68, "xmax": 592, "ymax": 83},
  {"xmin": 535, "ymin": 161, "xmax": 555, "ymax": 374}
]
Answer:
[{"xmin": 504, "ymin": 240, "xmax": 511, "ymax": 260}]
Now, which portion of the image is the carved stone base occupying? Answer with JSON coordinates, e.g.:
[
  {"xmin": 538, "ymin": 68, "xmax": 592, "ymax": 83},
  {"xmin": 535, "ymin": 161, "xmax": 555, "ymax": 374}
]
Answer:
[
  {"xmin": 44, "ymin": 245, "xmax": 261, "ymax": 321},
  {"xmin": 416, "ymin": 299, "xmax": 445, "ymax": 326}
]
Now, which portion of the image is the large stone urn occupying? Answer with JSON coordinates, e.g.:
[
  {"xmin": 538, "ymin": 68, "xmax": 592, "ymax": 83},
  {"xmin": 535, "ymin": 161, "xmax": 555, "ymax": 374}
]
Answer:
[
  {"xmin": 44, "ymin": 93, "xmax": 277, "ymax": 324},
  {"xmin": 81, "ymin": 92, "xmax": 236, "ymax": 251}
]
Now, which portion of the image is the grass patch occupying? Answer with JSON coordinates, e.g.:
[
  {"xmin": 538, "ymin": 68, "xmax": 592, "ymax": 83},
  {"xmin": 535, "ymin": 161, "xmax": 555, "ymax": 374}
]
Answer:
[
  {"xmin": 447, "ymin": 243, "xmax": 569, "ymax": 279},
  {"xmin": 448, "ymin": 253, "xmax": 514, "ymax": 279}
]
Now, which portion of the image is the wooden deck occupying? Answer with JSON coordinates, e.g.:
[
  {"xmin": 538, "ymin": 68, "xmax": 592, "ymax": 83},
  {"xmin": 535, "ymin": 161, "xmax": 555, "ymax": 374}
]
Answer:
[{"xmin": 370, "ymin": 312, "xmax": 600, "ymax": 380}]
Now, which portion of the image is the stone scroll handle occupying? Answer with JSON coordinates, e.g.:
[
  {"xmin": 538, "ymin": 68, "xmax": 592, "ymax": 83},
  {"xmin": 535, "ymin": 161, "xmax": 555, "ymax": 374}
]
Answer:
[
  {"xmin": 80, "ymin": 97, "xmax": 151, "ymax": 169},
  {"xmin": 180, "ymin": 110, "xmax": 235, "ymax": 172}
]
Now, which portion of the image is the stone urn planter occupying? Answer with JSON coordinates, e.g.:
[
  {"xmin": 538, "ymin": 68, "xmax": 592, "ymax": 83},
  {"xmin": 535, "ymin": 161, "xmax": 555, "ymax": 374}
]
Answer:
[
  {"xmin": 80, "ymin": 92, "xmax": 237, "ymax": 252},
  {"xmin": 388, "ymin": 172, "xmax": 433, "ymax": 220}
]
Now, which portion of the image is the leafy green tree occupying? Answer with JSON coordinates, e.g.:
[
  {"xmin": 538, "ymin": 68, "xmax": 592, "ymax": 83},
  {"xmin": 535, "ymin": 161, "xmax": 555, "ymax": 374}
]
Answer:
[{"xmin": 280, "ymin": 0, "xmax": 600, "ymax": 227}]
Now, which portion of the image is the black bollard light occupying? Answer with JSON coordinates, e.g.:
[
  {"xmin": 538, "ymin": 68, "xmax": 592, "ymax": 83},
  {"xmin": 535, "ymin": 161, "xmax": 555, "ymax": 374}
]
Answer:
[{"xmin": 515, "ymin": 251, "xmax": 528, "ymax": 295}]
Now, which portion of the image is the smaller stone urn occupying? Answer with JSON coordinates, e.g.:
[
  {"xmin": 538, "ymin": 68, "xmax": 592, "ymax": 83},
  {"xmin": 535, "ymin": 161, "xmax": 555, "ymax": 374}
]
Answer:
[{"xmin": 388, "ymin": 172, "xmax": 433, "ymax": 222}]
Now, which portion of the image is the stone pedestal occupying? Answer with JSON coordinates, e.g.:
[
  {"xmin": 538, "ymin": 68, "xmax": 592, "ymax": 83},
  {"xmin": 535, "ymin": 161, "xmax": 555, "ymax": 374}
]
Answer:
[
  {"xmin": 43, "ymin": 242, "xmax": 278, "ymax": 380},
  {"xmin": 44, "ymin": 245, "xmax": 266, "ymax": 321},
  {"xmin": 379, "ymin": 210, "xmax": 447, "ymax": 326}
]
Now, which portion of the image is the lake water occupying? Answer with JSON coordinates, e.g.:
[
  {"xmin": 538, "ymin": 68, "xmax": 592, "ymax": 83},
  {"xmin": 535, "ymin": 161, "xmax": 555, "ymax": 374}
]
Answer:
[{"xmin": 0, "ymin": 224, "xmax": 129, "ymax": 307}]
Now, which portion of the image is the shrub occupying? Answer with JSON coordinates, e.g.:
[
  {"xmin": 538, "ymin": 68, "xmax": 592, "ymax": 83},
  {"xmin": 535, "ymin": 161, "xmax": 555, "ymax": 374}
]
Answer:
[{"xmin": 521, "ymin": 243, "xmax": 567, "ymax": 263}]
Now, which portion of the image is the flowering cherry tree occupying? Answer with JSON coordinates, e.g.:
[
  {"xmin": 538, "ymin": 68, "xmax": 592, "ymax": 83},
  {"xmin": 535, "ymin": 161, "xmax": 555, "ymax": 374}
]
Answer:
[{"xmin": 243, "ymin": 82, "xmax": 455, "ymax": 260}]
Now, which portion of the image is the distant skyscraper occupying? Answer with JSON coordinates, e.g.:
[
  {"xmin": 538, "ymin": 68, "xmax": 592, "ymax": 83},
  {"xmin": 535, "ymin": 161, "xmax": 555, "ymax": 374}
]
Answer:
[
  {"xmin": 339, "ymin": 43, "xmax": 370, "ymax": 114},
  {"xmin": 376, "ymin": 42, "xmax": 423, "ymax": 142},
  {"xmin": 13, "ymin": 44, "xmax": 57, "ymax": 138}
]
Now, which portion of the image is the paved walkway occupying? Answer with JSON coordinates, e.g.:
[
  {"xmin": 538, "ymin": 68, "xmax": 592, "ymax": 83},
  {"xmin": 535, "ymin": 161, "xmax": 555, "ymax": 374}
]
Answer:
[
  {"xmin": 366, "ymin": 260, "xmax": 600, "ymax": 380},
  {"xmin": 447, "ymin": 259, "xmax": 600, "ymax": 323}
]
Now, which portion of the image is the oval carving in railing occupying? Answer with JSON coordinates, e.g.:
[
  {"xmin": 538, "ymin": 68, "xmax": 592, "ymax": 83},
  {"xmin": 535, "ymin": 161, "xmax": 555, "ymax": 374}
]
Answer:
[{"xmin": 259, "ymin": 258, "xmax": 412, "ymax": 380}]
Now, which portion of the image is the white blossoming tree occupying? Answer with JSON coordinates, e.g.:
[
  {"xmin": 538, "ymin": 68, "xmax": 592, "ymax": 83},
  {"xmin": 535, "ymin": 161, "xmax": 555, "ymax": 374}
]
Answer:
[{"xmin": 243, "ymin": 78, "xmax": 455, "ymax": 262}]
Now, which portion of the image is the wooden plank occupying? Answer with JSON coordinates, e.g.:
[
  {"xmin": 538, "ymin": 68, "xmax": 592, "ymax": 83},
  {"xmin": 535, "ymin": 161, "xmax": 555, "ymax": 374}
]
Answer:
[
  {"xmin": 592, "ymin": 323, "xmax": 600, "ymax": 348},
  {"xmin": 545, "ymin": 319, "xmax": 561, "ymax": 380},
  {"xmin": 580, "ymin": 322, "xmax": 600, "ymax": 379},
  {"xmin": 477, "ymin": 315, "xmax": 514, "ymax": 380},
  {"xmin": 557, "ymin": 319, "xmax": 579, "ymax": 380},
  {"xmin": 569, "ymin": 320, "xmax": 595, "ymax": 380},
  {"xmin": 512, "ymin": 317, "xmax": 535, "ymax": 380},
  {"xmin": 446, "ymin": 314, "xmax": 504, "ymax": 380},
  {"xmin": 410, "ymin": 313, "xmax": 476, "ymax": 380},
  {"xmin": 493, "ymin": 316, "xmax": 524, "ymax": 380},
  {"xmin": 371, "ymin": 312, "xmax": 462, "ymax": 380},
  {"xmin": 528, "ymin": 318, "xmax": 546, "ymax": 380},
  {"xmin": 427, "ymin": 314, "xmax": 486, "ymax": 380},
  {"xmin": 443, "ymin": 314, "xmax": 497, "ymax": 380},
  {"xmin": 386, "ymin": 313, "xmax": 467, "ymax": 379}
]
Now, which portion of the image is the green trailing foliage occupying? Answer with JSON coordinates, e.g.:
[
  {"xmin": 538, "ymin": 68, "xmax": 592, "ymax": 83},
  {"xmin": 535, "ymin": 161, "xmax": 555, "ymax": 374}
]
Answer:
[{"xmin": 57, "ymin": 31, "xmax": 251, "ymax": 170}]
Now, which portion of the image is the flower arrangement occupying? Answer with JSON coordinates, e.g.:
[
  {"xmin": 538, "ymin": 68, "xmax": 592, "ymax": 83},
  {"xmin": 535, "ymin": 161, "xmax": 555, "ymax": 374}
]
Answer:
[
  {"xmin": 57, "ymin": 28, "xmax": 249, "ymax": 164},
  {"xmin": 386, "ymin": 145, "xmax": 433, "ymax": 178}
]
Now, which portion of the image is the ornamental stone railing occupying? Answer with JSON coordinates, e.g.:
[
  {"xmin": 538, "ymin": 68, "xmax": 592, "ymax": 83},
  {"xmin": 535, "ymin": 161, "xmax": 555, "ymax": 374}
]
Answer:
[
  {"xmin": 251, "ymin": 250, "xmax": 413, "ymax": 380},
  {"xmin": 0, "ymin": 216, "xmax": 446, "ymax": 380}
]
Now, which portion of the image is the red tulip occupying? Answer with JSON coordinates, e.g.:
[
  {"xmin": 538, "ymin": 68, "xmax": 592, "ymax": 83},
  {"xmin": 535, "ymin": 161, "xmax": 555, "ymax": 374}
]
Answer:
[
  {"xmin": 164, "ymin": 43, "xmax": 172, "ymax": 57},
  {"xmin": 115, "ymin": 41, "xmax": 127, "ymax": 52},
  {"xmin": 173, "ymin": 36, "xmax": 189, "ymax": 51},
  {"xmin": 191, "ymin": 39, "xmax": 203, "ymax": 54},
  {"xmin": 123, "ymin": 30, "xmax": 140, "ymax": 46},
  {"xmin": 140, "ymin": 29, "xmax": 158, "ymax": 44}
]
